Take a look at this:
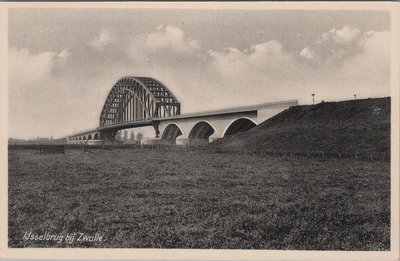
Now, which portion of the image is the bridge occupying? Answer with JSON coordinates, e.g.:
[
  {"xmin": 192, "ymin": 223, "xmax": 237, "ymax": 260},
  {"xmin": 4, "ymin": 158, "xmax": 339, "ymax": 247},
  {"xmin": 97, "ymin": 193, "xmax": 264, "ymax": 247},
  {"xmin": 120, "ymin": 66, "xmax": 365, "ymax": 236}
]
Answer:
[{"xmin": 67, "ymin": 76, "xmax": 298, "ymax": 145}]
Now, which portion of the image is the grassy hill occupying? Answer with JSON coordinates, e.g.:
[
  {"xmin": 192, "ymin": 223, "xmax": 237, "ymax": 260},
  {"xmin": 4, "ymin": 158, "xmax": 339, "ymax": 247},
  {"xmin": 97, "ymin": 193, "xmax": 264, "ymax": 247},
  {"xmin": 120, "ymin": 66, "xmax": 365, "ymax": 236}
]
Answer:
[{"xmin": 212, "ymin": 97, "xmax": 391, "ymax": 155}]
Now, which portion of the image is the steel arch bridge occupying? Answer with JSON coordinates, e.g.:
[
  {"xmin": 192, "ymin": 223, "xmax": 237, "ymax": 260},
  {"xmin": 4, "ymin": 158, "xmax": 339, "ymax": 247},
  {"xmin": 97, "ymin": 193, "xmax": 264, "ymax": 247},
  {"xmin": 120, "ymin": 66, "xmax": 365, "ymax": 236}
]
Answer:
[
  {"xmin": 99, "ymin": 76, "xmax": 180, "ymax": 127},
  {"xmin": 67, "ymin": 76, "xmax": 298, "ymax": 144}
]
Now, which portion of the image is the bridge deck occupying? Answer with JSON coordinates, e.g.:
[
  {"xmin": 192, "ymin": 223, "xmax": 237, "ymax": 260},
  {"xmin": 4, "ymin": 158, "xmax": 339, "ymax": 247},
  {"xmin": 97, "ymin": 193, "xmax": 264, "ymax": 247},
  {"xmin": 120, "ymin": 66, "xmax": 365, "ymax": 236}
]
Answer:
[{"xmin": 155, "ymin": 99, "xmax": 298, "ymax": 121}]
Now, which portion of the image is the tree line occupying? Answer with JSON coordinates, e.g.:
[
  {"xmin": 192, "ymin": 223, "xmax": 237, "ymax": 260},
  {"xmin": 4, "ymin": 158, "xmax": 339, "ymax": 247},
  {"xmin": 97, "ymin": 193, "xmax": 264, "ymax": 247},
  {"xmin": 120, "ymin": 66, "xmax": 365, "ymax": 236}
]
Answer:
[{"xmin": 115, "ymin": 130, "xmax": 143, "ymax": 144}]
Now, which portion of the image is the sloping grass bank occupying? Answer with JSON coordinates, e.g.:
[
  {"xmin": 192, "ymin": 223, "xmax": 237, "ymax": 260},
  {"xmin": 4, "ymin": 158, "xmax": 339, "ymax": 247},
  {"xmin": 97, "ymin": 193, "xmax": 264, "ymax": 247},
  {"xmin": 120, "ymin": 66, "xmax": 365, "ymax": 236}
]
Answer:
[{"xmin": 213, "ymin": 97, "xmax": 390, "ymax": 155}]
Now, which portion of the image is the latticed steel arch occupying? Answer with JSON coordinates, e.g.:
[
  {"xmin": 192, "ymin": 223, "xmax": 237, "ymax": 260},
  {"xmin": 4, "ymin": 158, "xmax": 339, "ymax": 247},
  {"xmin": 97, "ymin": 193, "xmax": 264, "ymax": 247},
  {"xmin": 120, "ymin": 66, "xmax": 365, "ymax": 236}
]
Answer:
[{"xmin": 99, "ymin": 76, "xmax": 180, "ymax": 127}]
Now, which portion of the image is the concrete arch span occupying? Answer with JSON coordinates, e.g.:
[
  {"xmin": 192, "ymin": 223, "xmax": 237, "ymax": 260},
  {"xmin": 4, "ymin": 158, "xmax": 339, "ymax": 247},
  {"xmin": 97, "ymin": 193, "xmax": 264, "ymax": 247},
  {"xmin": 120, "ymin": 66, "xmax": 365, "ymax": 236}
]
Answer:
[
  {"xmin": 161, "ymin": 123, "xmax": 184, "ymax": 144},
  {"xmin": 157, "ymin": 114, "xmax": 259, "ymax": 145},
  {"xmin": 189, "ymin": 121, "xmax": 216, "ymax": 139},
  {"xmin": 188, "ymin": 121, "xmax": 216, "ymax": 145},
  {"xmin": 223, "ymin": 118, "xmax": 257, "ymax": 137}
]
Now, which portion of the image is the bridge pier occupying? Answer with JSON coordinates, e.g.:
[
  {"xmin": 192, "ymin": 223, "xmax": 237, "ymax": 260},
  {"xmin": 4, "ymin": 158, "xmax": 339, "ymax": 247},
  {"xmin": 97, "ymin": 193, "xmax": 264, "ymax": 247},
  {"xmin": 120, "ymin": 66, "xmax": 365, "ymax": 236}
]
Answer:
[
  {"xmin": 160, "ymin": 135, "xmax": 221, "ymax": 146},
  {"xmin": 208, "ymin": 132, "xmax": 223, "ymax": 143},
  {"xmin": 100, "ymin": 130, "xmax": 117, "ymax": 142},
  {"xmin": 153, "ymin": 124, "xmax": 160, "ymax": 138},
  {"xmin": 176, "ymin": 136, "xmax": 188, "ymax": 146}
]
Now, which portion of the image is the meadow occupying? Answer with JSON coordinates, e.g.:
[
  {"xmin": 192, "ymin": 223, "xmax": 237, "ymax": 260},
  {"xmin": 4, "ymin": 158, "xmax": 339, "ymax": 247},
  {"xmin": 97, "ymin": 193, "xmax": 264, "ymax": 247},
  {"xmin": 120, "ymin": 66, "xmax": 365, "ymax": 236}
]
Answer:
[{"xmin": 8, "ymin": 147, "xmax": 390, "ymax": 250}]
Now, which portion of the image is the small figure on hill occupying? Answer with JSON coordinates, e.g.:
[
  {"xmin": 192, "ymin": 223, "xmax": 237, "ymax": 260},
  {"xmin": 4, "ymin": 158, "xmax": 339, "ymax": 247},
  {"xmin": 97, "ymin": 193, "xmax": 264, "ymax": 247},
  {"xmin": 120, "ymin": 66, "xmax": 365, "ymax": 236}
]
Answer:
[{"xmin": 312, "ymin": 93, "xmax": 315, "ymax": 104}]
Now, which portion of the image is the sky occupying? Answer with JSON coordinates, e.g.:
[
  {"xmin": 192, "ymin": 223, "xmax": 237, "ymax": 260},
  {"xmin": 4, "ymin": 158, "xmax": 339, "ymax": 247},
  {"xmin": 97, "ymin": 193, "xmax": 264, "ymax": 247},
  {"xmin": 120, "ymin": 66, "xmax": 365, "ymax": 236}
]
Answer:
[{"xmin": 8, "ymin": 8, "xmax": 391, "ymax": 139}]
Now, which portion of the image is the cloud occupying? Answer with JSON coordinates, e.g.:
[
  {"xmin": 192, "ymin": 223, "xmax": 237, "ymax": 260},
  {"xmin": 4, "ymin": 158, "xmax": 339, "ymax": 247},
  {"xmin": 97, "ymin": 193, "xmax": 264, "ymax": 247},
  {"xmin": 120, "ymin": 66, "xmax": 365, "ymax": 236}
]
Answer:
[
  {"xmin": 145, "ymin": 25, "xmax": 201, "ymax": 54},
  {"xmin": 90, "ymin": 28, "xmax": 117, "ymax": 51},
  {"xmin": 317, "ymin": 26, "xmax": 362, "ymax": 45},
  {"xmin": 120, "ymin": 25, "xmax": 389, "ymax": 109},
  {"xmin": 337, "ymin": 31, "xmax": 390, "ymax": 81},
  {"xmin": 299, "ymin": 47, "xmax": 315, "ymax": 59},
  {"xmin": 58, "ymin": 49, "xmax": 71, "ymax": 59},
  {"xmin": 292, "ymin": 29, "xmax": 390, "ymax": 102},
  {"xmin": 127, "ymin": 25, "xmax": 202, "ymax": 64},
  {"xmin": 9, "ymin": 48, "xmax": 71, "ymax": 85},
  {"xmin": 205, "ymin": 27, "xmax": 390, "ymax": 105},
  {"xmin": 299, "ymin": 25, "xmax": 386, "ymax": 66},
  {"xmin": 249, "ymin": 41, "xmax": 286, "ymax": 63},
  {"xmin": 331, "ymin": 26, "xmax": 361, "ymax": 44},
  {"xmin": 209, "ymin": 40, "xmax": 295, "ymax": 81},
  {"xmin": 8, "ymin": 47, "xmax": 76, "ymax": 139}
]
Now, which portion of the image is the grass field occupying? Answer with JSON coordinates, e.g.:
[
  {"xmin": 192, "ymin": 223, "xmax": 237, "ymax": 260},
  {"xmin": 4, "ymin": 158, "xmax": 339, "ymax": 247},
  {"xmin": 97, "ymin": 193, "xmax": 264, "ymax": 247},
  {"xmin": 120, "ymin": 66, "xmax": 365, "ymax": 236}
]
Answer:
[{"xmin": 8, "ymin": 148, "xmax": 390, "ymax": 250}]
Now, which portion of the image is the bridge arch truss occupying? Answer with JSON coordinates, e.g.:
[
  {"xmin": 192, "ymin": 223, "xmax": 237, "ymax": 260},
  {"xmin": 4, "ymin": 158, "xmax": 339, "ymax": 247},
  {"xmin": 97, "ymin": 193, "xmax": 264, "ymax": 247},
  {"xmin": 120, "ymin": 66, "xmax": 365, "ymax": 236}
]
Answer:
[{"xmin": 99, "ymin": 77, "xmax": 180, "ymax": 128}]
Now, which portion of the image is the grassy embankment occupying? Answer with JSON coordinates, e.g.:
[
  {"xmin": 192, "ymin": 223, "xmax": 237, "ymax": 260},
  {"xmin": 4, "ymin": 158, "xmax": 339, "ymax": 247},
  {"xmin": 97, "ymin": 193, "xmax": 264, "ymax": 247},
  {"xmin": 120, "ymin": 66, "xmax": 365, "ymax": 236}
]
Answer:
[{"xmin": 213, "ymin": 97, "xmax": 390, "ymax": 158}]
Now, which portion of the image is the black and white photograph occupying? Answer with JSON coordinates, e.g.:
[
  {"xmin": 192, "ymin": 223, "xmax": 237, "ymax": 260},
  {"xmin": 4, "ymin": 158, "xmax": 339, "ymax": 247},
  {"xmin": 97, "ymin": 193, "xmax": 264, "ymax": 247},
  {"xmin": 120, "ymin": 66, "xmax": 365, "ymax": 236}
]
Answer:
[{"xmin": 0, "ymin": 2, "xmax": 399, "ymax": 260}]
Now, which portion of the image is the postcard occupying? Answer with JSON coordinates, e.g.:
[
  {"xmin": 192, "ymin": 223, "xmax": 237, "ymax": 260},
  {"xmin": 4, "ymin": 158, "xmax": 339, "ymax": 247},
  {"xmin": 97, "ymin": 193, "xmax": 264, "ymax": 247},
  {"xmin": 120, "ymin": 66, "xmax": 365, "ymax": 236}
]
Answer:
[{"xmin": 0, "ymin": 2, "xmax": 399, "ymax": 260}]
